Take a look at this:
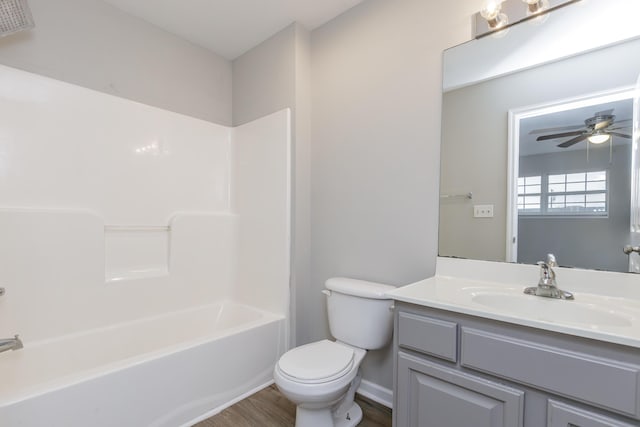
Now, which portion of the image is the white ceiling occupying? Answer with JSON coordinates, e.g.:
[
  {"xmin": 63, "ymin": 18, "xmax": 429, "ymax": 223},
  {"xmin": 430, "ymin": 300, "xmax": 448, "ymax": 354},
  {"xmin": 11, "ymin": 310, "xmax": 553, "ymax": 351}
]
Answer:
[{"xmin": 102, "ymin": 0, "xmax": 365, "ymax": 59}]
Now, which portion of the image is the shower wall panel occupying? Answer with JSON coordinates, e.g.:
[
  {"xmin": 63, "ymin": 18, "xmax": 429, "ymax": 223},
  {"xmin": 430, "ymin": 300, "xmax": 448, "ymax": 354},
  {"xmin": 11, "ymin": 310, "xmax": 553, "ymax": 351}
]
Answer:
[{"xmin": 0, "ymin": 65, "xmax": 235, "ymax": 341}]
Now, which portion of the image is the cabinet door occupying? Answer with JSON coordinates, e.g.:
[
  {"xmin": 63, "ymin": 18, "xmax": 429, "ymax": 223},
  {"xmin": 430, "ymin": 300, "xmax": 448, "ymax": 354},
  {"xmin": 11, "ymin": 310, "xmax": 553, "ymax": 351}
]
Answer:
[
  {"xmin": 547, "ymin": 400, "xmax": 638, "ymax": 427},
  {"xmin": 396, "ymin": 352, "xmax": 524, "ymax": 427}
]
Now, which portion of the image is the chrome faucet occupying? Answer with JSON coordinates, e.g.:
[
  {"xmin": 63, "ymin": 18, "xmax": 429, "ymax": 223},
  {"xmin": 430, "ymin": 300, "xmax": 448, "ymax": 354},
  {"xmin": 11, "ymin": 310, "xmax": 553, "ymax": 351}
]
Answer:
[
  {"xmin": 524, "ymin": 254, "xmax": 574, "ymax": 300},
  {"xmin": 0, "ymin": 335, "xmax": 23, "ymax": 354}
]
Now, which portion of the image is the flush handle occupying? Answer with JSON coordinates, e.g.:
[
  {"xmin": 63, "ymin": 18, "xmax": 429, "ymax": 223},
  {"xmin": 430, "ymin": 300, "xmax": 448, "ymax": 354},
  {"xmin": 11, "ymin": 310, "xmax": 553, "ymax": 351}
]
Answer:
[{"xmin": 321, "ymin": 290, "xmax": 331, "ymax": 296}]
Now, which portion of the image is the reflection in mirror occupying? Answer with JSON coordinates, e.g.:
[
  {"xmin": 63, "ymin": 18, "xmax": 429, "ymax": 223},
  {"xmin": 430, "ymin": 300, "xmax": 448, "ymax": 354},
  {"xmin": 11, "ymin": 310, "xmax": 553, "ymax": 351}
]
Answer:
[
  {"xmin": 511, "ymin": 91, "xmax": 633, "ymax": 272},
  {"xmin": 439, "ymin": 35, "xmax": 640, "ymax": 272}
]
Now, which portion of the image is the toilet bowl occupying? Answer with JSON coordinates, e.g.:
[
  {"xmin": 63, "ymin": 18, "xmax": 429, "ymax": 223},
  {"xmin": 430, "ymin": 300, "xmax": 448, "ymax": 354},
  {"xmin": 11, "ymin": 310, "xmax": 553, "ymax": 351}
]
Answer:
[
  {"xmin": 274, "ymin": 277, "xmax": 395, "ymax": 427},
  {"xmin": 274, "ymin": 340, "xmax": 366, "ymax": 426}
]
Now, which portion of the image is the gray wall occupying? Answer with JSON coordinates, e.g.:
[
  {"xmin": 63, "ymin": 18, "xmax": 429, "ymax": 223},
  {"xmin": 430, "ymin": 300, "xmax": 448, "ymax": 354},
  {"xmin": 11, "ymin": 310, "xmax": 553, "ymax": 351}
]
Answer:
[
  {"xmin": 440, "ymin": 38, "xmax": 640, "ymax": 263},
  {"xmin": 518, "ymin": 146, "xmax": 631, "ymax": 272},
  {"xmin": 310, "ymin": 0, "xmax": 478, "ymax": 391},
  {"xmin": 0, "ymin": 0, "xmax": 232, "ymax": 124},
  {"xmin": 232, "ymin": 23, "xmax": 312, "ymax": 348},
  {"xmin": 233, "ymin": 24, "xmax": 295, "ymax": 126}
]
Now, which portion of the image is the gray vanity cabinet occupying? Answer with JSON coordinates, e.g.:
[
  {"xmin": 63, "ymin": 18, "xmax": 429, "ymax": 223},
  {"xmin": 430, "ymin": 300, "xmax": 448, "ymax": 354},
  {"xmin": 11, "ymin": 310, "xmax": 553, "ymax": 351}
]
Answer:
[{"xmin": 393, "ymin": 303, "xmax": 640, "ymax": 427}]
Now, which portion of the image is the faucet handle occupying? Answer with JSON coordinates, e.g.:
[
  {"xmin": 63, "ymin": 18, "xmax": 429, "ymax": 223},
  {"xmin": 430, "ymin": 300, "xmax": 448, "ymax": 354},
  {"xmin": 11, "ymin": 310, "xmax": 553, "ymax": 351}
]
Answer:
[{"xmin": 546, "ymin": 253, "xmax": 557, "ymax": 267}]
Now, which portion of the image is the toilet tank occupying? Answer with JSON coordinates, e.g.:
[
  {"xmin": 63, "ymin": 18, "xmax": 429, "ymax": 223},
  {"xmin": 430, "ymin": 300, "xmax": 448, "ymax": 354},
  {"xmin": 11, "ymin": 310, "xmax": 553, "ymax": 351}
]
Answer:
[{"xmin": 324, "ymin": 277, "xmax": 396, "ymax": 350}]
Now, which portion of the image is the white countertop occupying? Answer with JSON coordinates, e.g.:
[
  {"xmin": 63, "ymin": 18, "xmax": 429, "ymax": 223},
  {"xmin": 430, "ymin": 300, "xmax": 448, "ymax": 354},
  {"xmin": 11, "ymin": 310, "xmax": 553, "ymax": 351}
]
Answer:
[{"xmin": 387, "ymin": 257, "xmax": 640, "ymax": 349}]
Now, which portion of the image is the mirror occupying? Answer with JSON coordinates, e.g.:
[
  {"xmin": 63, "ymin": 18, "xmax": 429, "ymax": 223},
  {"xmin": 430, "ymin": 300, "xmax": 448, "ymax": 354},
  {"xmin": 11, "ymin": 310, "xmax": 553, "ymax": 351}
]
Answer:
[{"xmin": 438, "ymin": 0, "xmax": 640, "ymax": 272}]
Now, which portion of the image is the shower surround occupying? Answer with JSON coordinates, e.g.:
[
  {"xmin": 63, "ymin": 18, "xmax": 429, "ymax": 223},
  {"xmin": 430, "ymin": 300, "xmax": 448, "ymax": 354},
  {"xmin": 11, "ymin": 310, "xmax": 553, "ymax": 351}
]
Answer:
[{"xmin": 0, "ymin": 65, "xmax": 291, "ymax": 426}]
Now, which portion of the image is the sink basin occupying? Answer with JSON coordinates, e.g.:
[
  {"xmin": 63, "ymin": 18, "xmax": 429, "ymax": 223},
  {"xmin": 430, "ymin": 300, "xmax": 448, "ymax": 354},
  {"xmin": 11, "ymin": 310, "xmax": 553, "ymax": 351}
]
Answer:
[{"xmin": 471, "ymin": 292, "xmax": 633, "ymax": 327}]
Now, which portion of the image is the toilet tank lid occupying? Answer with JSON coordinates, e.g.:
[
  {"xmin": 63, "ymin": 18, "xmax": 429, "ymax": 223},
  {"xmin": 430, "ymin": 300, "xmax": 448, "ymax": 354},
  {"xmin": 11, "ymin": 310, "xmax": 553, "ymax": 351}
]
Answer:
[{"xmin": 325, "ymin": 277, "xmax": 396, "ymax": 299}]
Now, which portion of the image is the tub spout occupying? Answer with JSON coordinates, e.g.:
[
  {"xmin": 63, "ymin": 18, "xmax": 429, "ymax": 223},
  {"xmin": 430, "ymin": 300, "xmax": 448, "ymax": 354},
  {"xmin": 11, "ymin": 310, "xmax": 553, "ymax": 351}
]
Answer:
[{"xmin": 0, "ymin": 335, "xmax": 23, "ymax": 353}]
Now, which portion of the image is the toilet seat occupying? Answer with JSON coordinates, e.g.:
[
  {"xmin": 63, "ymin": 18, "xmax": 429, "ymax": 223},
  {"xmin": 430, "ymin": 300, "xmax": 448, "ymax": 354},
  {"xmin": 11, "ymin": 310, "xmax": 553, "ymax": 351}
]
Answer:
[{"xmin": 277, "ymin": 340, "xmax": 355, "ymax": 384}]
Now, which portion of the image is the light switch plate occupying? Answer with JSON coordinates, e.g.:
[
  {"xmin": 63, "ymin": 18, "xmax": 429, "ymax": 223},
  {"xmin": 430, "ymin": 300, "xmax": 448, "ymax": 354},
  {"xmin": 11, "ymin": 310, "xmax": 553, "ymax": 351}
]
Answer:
[{"xmin": 474, "ymin": 204, "xmax": 494, "ymax": 218}]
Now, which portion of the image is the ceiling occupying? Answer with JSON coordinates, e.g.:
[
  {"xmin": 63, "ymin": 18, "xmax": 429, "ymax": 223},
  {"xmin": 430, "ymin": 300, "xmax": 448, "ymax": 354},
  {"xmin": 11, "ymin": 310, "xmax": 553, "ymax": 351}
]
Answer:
[{"xmin": 101, "ymin": 0, "xmax": 365, "ymax": 60}]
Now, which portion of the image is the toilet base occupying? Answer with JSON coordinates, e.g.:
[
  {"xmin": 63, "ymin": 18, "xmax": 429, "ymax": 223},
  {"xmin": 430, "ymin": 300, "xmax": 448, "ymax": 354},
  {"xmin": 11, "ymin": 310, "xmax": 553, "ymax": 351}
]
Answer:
[
  {"xmin": 294, "ymin": 402, "xmax": 363, "ymax": 427},
  {"xmin": 333, "ymin": 402, "xmax": 362, "ymax": 427},
  {"xmin": 294, "ymin": 406, "xmax": 332, "ymax": 427}
]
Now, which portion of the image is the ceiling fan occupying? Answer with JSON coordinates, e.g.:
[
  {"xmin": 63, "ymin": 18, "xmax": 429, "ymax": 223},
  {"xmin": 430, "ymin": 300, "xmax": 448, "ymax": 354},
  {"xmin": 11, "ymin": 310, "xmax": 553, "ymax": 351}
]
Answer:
[{"xmin": 533, "ymin": 109, "xmax": 632, "ymax": 148}]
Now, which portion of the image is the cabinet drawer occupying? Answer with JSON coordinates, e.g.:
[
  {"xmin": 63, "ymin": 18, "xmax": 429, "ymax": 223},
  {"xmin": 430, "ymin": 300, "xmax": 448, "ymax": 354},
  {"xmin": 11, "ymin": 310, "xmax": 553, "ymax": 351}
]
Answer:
[
  {"xmin": 547, "ymin": 400, "xmax": 637, "ymax": 427},
  {"xmin": 398, "ymin": 312, "xmax": 457, "ymax": 362},
  {"xmin": 460, "ymin": 327, "xmax": 640, "ymax": 419}
]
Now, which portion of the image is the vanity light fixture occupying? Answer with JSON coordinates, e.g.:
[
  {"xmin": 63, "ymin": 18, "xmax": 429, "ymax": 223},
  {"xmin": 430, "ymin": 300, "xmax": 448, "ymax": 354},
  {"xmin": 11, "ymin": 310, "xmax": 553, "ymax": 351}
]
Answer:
[
  {"xmin": 474, "ymin": 0, "xmax": 581, "ymax": 38},
  {"xmin": 480, "ymin": 0, "xmax": 508, "ymax": 29},
  {"xmin": 587, "ymin": 132, "xmax": 610, "ymax": 144}
]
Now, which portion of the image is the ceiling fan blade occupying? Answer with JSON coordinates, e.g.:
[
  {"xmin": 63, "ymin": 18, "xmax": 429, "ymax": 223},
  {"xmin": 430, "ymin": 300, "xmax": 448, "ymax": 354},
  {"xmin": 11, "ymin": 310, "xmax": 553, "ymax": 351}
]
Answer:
[
  {"xmin": 529, "ymin": 124, "xmax": 585, "ymax": 134},
  {"xmin": 608, "ymin": 132, "xmax": 632, "ymax": 139},
  {"xmin": 608, "ymin": 125, "xmax": 632, "ymax": 131},
  {"xmin": 595, "ymin": 109, "xmax": 615, "ymax": 116},
  {"xmin": 557, "ymin": 134, "xmax": 588, "ymax": 148},
  {"xmin": 536, "ymin": 131, "xmax": 585, "ymax": 141}
]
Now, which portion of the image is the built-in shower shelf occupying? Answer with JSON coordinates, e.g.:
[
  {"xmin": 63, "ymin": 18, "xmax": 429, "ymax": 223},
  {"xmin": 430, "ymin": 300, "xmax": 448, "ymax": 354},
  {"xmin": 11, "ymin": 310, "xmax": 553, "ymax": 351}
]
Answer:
[
  {"xmin": 105, "ymin": 268, "xmax": 169, "ymax": 283},
  {"xmin": 104, "ymin": 225, "xmax": 171, "ymax": 232},
  {"xmin": 104, "ymin": 225, "xmax": 170, "ymax": 283}
]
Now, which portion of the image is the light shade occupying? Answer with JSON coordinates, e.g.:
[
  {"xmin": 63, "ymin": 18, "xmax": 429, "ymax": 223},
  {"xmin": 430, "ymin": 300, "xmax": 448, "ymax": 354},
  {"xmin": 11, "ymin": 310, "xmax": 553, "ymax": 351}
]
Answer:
[{"xmin": 588, "ymin": 133, "xmax": 610, "ymax": 144}]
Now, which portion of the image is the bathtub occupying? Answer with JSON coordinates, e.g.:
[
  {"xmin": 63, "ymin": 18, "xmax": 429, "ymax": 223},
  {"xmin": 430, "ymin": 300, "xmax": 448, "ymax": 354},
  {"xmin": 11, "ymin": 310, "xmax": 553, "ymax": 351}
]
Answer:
[{"xmin": 0, "ymin": 302, "xmax": 286, "ymax": 427}]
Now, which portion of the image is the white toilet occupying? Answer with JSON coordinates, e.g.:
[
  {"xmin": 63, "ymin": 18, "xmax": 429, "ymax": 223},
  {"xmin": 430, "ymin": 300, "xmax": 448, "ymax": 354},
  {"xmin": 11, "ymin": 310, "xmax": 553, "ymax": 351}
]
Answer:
[{"xmin": 274, "ymin": 277, "xmax": 396, "ymax": 427}]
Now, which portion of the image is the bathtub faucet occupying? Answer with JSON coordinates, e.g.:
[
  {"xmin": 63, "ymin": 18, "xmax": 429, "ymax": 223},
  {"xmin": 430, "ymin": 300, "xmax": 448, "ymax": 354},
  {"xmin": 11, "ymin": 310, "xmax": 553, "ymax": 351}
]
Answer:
[{"xmin": 0, "ymin": 335, "xmax": 23, "ymax": 354}]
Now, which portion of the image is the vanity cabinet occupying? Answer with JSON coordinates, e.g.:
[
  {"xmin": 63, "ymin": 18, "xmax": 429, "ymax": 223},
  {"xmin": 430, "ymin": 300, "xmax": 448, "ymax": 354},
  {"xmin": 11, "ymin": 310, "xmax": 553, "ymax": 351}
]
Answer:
[{"xmin": 393, "ymin": 303, "xmax": 640, "ymax": 427}]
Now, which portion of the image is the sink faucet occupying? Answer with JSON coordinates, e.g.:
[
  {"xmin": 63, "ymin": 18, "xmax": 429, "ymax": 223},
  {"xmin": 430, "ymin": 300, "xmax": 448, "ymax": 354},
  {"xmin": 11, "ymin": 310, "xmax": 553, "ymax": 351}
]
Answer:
[
  {"xmin": 524, "ymin": 254, "xmax": 574, "ymax": 300},
  {"xmin": 0, "ymin": 335, "xmax": 23, "ymax": 354}
]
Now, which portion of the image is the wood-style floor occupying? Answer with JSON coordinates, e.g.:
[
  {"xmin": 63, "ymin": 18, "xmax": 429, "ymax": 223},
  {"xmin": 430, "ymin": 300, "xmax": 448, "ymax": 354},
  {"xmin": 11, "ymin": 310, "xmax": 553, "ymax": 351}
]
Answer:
[{"xmin": 194, "ymin": 384, "xmax": 392, "ymax": 427}]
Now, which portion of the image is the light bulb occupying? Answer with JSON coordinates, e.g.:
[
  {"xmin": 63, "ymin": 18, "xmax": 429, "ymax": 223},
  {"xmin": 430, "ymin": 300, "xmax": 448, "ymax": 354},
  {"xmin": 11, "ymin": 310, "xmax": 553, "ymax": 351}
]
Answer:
[
  {"xmin": 480, "ymin": 1, "xmax": 508, "ymax": 29},
  {"xmin": 481, "ymin": 0, "xmax": 502, "ymax": 20}
]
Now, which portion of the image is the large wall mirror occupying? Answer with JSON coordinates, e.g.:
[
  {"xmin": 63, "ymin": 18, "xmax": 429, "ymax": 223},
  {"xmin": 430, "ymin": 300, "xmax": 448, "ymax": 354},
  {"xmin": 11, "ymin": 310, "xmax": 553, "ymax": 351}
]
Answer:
[{"xmin": 439, "ymin": 0, "xmax": 640, "ymax": 273}]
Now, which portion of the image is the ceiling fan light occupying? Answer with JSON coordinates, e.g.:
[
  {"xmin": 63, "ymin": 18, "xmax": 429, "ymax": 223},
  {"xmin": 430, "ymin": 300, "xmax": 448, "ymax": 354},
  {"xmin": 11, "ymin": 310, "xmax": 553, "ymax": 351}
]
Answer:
[{"xmin": 588, "ymin": 133, "xmax": 610, "ymax": 144}]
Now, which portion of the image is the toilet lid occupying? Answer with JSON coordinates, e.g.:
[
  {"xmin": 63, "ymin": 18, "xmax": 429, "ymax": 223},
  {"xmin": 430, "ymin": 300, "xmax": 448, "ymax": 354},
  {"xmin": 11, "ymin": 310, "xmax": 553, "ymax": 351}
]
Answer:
[{"xmin": 277, "ymin": 340, "xmax": 355, "ymax": 384}]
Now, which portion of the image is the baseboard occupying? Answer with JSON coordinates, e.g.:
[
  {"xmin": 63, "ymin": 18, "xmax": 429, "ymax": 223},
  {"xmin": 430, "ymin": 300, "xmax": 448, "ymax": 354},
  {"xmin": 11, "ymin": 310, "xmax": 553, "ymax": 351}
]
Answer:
[
  {"xmin": 357, "ymin": 379, "xmax": 393, "ymax": 409},
  {"xmin": 180, "ymin": 380, "xmax": 274, "ymax": 427}
]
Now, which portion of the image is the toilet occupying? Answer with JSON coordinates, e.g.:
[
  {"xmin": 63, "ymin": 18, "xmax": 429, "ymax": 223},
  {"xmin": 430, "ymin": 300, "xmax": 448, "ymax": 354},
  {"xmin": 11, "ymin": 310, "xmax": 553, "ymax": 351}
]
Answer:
[{"xmin": 274, "ymin": 277, "xmax": 396, "ymax": 427}]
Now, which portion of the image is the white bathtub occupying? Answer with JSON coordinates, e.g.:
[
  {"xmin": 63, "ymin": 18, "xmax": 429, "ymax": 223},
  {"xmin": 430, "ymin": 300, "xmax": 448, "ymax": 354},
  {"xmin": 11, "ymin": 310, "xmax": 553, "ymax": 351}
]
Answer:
[{"xmin": 0, "ymin": 302, "xmax": 286, "ymax": 427}]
